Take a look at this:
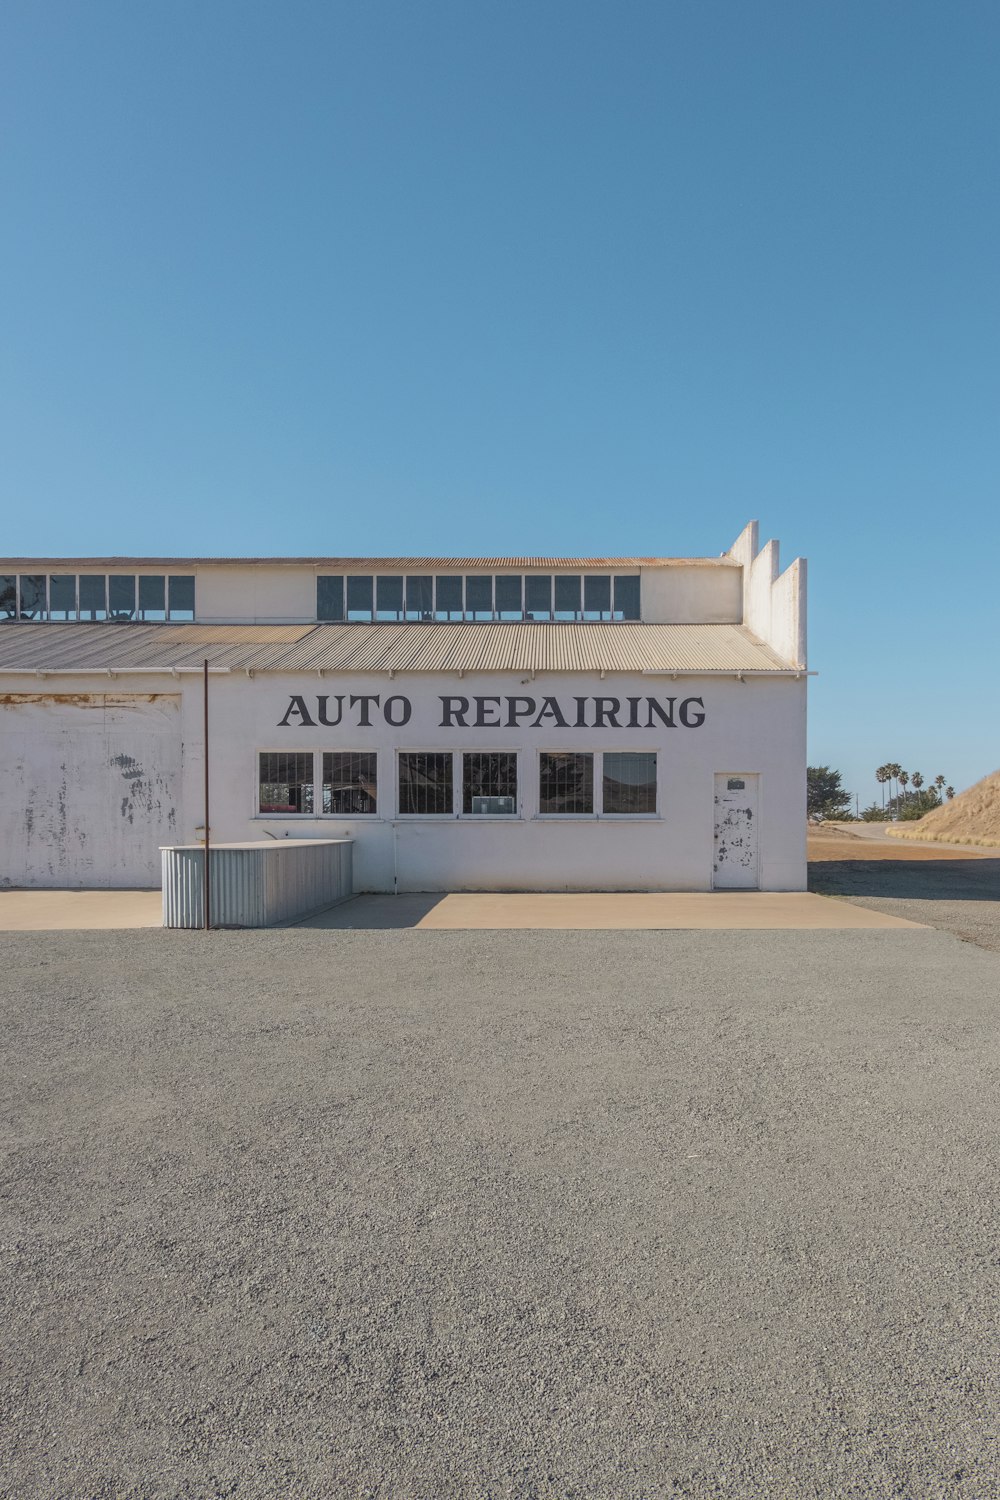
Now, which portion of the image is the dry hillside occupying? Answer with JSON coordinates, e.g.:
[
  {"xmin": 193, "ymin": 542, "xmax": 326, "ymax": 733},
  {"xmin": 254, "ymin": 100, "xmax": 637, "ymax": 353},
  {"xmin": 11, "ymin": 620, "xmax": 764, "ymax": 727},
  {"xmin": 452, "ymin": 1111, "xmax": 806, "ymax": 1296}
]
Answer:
[{"xmin": 886, "ymin": 769, "xmax": 1000, "ymax": 848}]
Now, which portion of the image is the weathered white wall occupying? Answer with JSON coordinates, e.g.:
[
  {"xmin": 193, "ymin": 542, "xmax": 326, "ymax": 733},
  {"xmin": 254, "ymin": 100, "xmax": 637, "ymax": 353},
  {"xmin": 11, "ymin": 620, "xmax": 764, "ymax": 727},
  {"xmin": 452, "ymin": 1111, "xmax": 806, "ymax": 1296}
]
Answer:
[
  {"xmin": 191, "ymin": 562, "xmax": 749, "ymax": 626},
  {"xmin": 195, "ymin": 566, "xmax": 315, "ymax": 623},
  {"xmin": 639, "ymin": 564, "xmax": 742, "ymax": 623},
  {"xmin": 726, "ymin": 521, "xmax": 807, "ymax": 668},
  {"xmin": 0, "ymin": 664, "xmax": 806, "ymax": 893},
  {"xmin": 178, "ymin": 668, "xmax": 806, "ymax": 892},
  {"xmin": 0, "ymin": 693, "xmax": 181, "ymax": 888}
]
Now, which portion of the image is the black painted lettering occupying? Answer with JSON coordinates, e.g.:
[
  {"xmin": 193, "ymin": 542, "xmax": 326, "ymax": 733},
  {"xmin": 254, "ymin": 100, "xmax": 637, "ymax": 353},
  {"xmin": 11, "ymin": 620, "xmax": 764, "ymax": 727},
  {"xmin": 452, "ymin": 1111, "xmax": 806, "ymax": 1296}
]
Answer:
[
  {"xmin": 626, "ymin": 696, "xmax": 642, "ymax": 728},
  {"xmin": 316, "ymin": 694, "xmax": 344, "ymax": 727},
  {"xmin": 439, "ymin": 695, "xmax": 470, "ymax": 727},
  {"xmin": 573, "ymin": 696, "xmax": 589, "ymax": 727},
  {"xmin": 350, "ymin": 694, "xmax": 381, "ymax": 727},
  {"xmin": 532, "ymin": 696, "xmax": 569, "ymax": 729},
  {"xmin": 645, "ymin": 697, "xmax": 676, "ymax": 729},
  {"xmin": 505, "ymin": 696, "xmax": 537, "ymax": 727},
  {"xmin": 593, "ymin": 696, "xmax": 621, "ymax": 728},
  {"xmin": 679, "ymin": 696, "xmax": 706, "ymax": 728},
  {"xmin": 474, "ymin": 696, "xmax": 502, "ymax": 727},
  {"xmin": 384, "ymin": 695, "xmax": 412, "ymax": 727},
  {"xmin": 278, "ymin": 695, "xmax": 315, "ymax": 728}
]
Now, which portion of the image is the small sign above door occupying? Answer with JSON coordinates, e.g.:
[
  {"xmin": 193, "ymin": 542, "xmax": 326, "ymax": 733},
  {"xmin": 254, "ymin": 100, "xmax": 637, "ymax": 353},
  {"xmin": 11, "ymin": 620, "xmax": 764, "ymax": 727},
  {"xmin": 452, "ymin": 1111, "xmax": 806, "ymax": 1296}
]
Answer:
[{"xmin": 727, "ymin": 778, "xmax": 746, "ymax": 790}]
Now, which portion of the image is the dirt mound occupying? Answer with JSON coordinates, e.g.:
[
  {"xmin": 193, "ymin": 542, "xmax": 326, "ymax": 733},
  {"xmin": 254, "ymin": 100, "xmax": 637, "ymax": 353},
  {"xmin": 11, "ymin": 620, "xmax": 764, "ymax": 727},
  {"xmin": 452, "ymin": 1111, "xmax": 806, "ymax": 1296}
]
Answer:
[{"xmin": 885, "ymin": 769, "xmax": 1000, "ymax": 848}]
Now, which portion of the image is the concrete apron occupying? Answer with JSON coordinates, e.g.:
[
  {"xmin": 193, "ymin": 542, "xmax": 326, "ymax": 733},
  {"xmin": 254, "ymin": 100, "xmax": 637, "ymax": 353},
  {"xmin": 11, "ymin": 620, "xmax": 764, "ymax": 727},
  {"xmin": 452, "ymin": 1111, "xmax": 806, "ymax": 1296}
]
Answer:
[
  {"xmin": 0, "ymin": 889, "xmax": 924, "ymax": 933},
  {"xmin": 299, "ymin": 891, "xmax": 924, "ymax": 931}
]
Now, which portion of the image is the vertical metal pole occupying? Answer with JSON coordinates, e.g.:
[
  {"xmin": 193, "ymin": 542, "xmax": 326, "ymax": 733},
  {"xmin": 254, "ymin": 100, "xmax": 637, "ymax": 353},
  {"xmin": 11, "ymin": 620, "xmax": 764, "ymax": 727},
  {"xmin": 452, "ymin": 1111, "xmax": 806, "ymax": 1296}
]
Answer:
[{"xmin": 203, "ymin": 658, "xmax": 211, "ymax": 931}]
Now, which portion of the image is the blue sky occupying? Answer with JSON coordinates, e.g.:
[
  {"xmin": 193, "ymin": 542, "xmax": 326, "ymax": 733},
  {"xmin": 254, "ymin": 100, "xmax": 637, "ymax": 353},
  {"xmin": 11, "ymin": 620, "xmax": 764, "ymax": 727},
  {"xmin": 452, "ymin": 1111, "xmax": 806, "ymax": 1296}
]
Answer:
[{"xmin": 2, "ymin": 0, "xmax": 997, "ymax": 805}]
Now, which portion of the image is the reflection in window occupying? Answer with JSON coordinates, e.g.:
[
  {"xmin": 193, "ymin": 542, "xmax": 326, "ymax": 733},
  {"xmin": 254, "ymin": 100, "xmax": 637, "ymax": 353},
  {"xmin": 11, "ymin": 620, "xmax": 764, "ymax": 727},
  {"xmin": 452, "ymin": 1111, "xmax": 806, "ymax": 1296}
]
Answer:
[
  {"xmin": 539, "ymin": 752, "xmax": 593, "ymax": 814},
  {"xmin": 347, "ymin": 575, "xmax": 374, "ymax": 621},
  {"xmin": 168, "ymin": 575, "xmax": 195, "ymax": 620},
  {"xmin": 405, "ymin": 575, "xmax": 433, "ymax": 620},
  {"xmin": 49, "ymin": 575, "xmax": 76, "ymax": 620},
  {"xmin": 613, "ymin": 575, "xmax": 640, "ymax": 621},
  {"xmin": 376, "ymin": 575, "xmax": 404, "ymax": 621},
  {"xmin": 322, "ymin": 752, "xmax": 377, "ymax": 814},
  {"xmin": 19, "ymin": 575, "xmax": 46, "ymax": 619},
  {"xmin": 435, "ymin": 576, "xmax": 463, "ymax": 620},
  {"xmin": 525, "ymin": 575, "xmax": 552, "ymax": 620},
  {"xmin": 317, "ymin": 576, "xmax": 345, "ymax": 622},
  {"xmin": 0, "ymin": 576, "xmax": 17, "ymax": 619},
  {"xmin": 603, "ymin": 752, "xmax": 657, "ymax": 814},
  {"xmin": 554, "ymin": 575, "xmax": 582, "ymax": 621},
  {"xmin": 465, "ymin": 575, "xmax": 492, "ymax": 620},
  {"xmin": 398, "ymin": 752, "xmax": 453, "ymax": 815},
  {"xmin": 259, "ymin": 751, "xmax": 314, "ymax": 814},
  {"xmin": 583, "ymin": 575, "xmax": 611, "ymax": 620},
  {"xmin": 138, "ymin": 575, "xmax": 166, "ymax": 621},
  {"xmin": 108, "ymin": 575, "xmax": 136, "ymax": 619},
  {"xmin": 463, "ymin": 752, "xmax": 517, "ymax": 814},
  {"xmin": 494, "ymin": 576, "xmax": 522, "ymax": 620},
  {"xmin": 79, "ymin": 575, "xmax": 107, "ymax": 621}
]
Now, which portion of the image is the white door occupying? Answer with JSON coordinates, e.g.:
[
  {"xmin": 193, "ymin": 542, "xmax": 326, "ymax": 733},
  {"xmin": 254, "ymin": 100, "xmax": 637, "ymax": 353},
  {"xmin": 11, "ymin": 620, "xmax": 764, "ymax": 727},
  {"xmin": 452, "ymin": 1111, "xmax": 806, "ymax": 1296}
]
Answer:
[{"xmin": 713, "ymin": 773, "xmax": 759, "ymax": 889}]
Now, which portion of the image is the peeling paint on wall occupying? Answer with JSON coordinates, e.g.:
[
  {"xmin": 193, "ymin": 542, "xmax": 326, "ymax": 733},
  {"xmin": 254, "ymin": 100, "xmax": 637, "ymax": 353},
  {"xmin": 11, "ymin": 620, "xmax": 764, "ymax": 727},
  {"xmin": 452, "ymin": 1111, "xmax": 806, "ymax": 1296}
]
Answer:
[
  {"xmin": 0, "ymin": 695, "xmax": 181, "ymax": 888},
  {"xmin": 0, "ymin": 693, "xmax": 171, "ymax": 707}
]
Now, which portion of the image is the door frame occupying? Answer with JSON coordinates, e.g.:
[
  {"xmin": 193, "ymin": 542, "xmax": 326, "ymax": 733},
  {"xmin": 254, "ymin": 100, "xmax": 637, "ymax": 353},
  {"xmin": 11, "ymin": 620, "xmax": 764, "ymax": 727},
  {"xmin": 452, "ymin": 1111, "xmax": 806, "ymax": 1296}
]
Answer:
[{"xmin": 712, "ymin": 771, "xmax": 761, "ymax": 890}]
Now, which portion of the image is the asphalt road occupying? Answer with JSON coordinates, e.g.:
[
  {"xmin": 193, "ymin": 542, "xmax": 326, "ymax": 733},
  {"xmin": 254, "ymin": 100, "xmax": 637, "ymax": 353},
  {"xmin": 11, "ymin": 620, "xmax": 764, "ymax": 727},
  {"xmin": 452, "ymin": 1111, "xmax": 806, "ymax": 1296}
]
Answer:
[{"xmin": 2, "ymin": 926, "xmax": 1000, "ymax": 1499}]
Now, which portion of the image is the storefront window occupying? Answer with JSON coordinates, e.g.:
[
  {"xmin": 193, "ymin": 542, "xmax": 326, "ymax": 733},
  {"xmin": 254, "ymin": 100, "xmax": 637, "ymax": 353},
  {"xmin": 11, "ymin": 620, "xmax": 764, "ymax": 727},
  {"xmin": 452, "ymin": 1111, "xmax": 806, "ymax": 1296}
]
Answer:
[
  {"xmin": 259, "ymin": 751, "xmax": 314, "ymax": 814},
  {"xmin": 398, "ymin": 752, "xmax": 453, "ymax": 815},
  {"xmin": 539, "ymin": 752, "xmax": 593, "ymax": 814},
  {"xmin": 322, "ymin": 752, "xmax": 377, "ymax": 814},
  {"xmin": 463, "ymin": 752, "xmax": 517, "ymax": 814},
  {"xmin": 603, "ymin": 752, "xmax": 656, "ymax": 814}
]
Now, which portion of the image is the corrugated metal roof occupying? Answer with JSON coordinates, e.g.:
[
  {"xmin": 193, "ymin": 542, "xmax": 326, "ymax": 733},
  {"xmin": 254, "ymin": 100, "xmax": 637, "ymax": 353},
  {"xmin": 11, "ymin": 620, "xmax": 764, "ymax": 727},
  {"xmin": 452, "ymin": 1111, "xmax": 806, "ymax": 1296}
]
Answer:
[
  {"xmin": 0, "ymin": 622, "xmax": 795, "ymax": 674},
  {"xmin": 1, "ymin": 555, "xmax": 738, "ymax": 570}
]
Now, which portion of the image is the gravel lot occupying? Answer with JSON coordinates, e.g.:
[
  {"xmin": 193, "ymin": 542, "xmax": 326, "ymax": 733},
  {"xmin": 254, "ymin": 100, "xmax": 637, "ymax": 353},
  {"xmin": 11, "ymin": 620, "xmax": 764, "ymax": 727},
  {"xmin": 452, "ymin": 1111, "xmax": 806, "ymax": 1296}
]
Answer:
[
  {"xmin": 3, "ymin": 926, "xmax": 1000, "ymax": 1499},
  {"xmin": 809, "ymin": 852, "xmax": 1000, "ymax": 953}
]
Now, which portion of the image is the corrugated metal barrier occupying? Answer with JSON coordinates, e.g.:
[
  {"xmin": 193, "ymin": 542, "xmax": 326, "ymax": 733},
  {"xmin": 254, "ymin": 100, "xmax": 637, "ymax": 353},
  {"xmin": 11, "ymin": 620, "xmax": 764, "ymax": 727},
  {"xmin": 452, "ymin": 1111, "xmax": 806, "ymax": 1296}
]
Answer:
[{"xmin": 161, "ymin": 839, "xmax": 353, "ymax": 928}]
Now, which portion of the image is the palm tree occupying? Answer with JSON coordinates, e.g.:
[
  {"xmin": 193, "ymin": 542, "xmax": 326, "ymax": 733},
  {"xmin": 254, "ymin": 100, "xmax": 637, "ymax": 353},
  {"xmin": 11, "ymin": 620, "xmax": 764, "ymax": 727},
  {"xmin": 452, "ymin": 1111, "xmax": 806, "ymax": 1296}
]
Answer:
[
  {"xmin": 946, "ymin": 785, "xmax": 955, "ymax": 800},
  {"xmin": 888, "ymin": 762, "xmax": 902, "ymax": 807},
  {"xmin": 912, "ymin": 772, "xmax": 924, "ymax": 794},
  {"xmin": 875, "ymin": 764, "xmax": 891, "ymax": 812},
  {"xmin": 899, "ymin": 770, "xmax": 910, "ymax": 807},
  {"xmin": 934, "ymin": 774, "xmax": 946, "ymax": 802}
]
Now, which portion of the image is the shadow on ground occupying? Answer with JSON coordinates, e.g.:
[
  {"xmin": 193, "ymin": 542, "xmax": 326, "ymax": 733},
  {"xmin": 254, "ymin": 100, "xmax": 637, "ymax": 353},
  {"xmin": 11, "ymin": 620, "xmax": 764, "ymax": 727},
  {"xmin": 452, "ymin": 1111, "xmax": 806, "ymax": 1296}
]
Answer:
[
  {"xmin": 299, "ymin": 894, "xmax": 448, "ymax": 929},
  {"xmin": 809, "ymin": 859, "xmax": 1000, "ymax": 902}
]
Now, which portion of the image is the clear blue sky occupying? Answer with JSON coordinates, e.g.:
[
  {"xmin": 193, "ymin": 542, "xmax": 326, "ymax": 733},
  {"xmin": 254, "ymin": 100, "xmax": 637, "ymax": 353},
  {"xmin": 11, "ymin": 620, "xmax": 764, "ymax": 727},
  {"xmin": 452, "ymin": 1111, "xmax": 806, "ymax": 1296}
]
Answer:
[{"xmin": 2, "ymin": 0, "xmax": 998, "ymax": 806}]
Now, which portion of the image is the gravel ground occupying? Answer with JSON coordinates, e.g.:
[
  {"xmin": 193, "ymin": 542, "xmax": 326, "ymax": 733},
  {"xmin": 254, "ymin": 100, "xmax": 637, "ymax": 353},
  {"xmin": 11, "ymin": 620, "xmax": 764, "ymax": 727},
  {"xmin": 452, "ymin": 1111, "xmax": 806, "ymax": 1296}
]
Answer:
[
  {"xmin": 2, "ymin": 927, "xmax": 1000, "ymax": 1499},
  {"xmin": 809, "ymin": 855, "xmax": 1000, "ymax": 953}
]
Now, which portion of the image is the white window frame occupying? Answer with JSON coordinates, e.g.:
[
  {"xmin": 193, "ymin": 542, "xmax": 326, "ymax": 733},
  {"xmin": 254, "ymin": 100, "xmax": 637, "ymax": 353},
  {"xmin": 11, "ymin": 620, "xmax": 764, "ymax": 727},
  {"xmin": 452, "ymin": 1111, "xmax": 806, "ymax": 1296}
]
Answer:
[
  {"xmin": 459, "ymin": 750, "xmax": 521, "ymax": 819},
  {"xmin": 255, "ymin": 748, "xmax": 317, "ymax": 817},
  {"xmin": 395, "ymin": 749, "xmax": 457, "ymax": 819},
  {"xmin": 534, "ymin": 750, "xmax": 661, "ymax": 820},
  {"xmin": 318, "ymin": 749, "xmax": 381, "ymax": 819}
]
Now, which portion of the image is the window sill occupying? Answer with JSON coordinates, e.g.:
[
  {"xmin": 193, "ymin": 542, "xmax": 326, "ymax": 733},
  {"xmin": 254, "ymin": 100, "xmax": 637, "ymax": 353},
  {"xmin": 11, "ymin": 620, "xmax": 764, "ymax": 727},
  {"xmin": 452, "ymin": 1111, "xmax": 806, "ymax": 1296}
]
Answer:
[
  {"xmin": 254, "ymin": 813, "xmax": 383, "ymax": 822},
  {"xmin": 531, "ymin": 814, "xmax": 662, "ymax": 822}
]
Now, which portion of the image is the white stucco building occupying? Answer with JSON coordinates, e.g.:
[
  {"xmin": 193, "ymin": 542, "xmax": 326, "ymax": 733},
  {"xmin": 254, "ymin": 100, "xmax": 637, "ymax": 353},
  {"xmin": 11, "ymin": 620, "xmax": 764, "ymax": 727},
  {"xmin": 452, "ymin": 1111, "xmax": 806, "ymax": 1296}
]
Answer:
[{"xmin": 0, "ymin": 522, "xmax": 808, "ymax": 893}]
